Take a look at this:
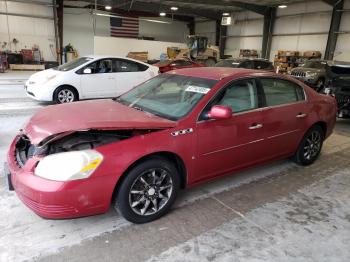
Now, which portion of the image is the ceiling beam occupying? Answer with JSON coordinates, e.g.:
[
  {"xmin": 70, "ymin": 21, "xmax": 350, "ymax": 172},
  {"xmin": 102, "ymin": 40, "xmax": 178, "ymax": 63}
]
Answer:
[
  {"xmin": 117, "ymin": 1, "xmax": 222, "ymax": 20},
  {"xmin": 160, "ymin": 0, "xmax": 268, "ymax": 15},
  {"xmin": 321, "ymin": 0, "xmax": 340, "ymax": 6}
]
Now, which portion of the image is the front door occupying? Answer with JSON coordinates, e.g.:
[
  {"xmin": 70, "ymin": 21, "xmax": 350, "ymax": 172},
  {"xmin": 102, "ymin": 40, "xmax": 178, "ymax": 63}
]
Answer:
[
  {"xmin": 80, "ymin": 58, "xmax": 116, "ymax": 98},
  {"xmin": 195, "ymin": 78, "xmax": 266, "ymax": 182}
]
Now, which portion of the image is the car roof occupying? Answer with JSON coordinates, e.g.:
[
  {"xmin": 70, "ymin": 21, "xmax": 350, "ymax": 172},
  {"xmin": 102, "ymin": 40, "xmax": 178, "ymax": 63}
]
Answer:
[
  {"xmin": 83, "ymin": 55, "xmax": 150, "ymax": 65},
  {"xmin": 168, "ymin": 67, "xmax": 276, "ymax": 81}
]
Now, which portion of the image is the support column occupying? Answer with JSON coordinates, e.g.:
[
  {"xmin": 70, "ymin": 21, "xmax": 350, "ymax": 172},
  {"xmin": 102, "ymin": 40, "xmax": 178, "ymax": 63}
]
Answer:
[
  {"xmin": 57, "ymin": 0, "xmax": 63, "ymax": 64},
  {"xmin": 261, "ymin": 7, "xmax": 276, "ymax": 60},
  {"xmin": 324, "ymin": 0, "xmax": 344, "ymax": 60},
  {"xmin": 187, "ymin": 17, "xmax": 195, "ymax": 35},
  {"xmin": 215, "ymin": 20, "xmax": 221, "ymax": 46},
  {"xmin": 219, "ymin": 23, "xmax": 227, "ymax": 59}
]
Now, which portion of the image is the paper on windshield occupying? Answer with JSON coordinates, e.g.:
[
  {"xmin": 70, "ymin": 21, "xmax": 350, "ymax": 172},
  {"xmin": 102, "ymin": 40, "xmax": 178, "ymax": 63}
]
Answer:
[{"xmin": 185, "ymin": 85, "xmax": 210, "ymax": 94}]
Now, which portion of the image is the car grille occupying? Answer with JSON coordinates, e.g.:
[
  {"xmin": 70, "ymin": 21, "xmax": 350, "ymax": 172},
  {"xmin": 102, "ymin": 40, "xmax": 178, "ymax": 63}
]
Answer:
[
  {"xmin": 291, "ymin": 71, "xmax": 306, "ymax": 78},
  {"xmin": 27, "ymin": 91, "xmax": 35, "ymax": 97}
]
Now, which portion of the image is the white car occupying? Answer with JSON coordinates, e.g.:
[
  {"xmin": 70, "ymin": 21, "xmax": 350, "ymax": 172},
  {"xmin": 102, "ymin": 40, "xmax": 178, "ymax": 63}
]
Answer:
[{"xmin": 25, "ymin": 55, "xmax": 159, "ymax": 103}]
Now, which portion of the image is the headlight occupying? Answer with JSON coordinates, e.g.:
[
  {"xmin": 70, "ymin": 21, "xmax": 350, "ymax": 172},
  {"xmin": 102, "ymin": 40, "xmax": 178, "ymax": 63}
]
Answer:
[{"xmin": 35, "ymin": 150, "xmax": 103, "ymax": 181}]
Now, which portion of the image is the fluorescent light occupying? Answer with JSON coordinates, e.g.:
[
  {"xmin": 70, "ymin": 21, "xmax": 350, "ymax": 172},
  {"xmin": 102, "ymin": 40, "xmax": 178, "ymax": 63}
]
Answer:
[
  {"xmin": 170, "ymin": 6, "xmax": 178, "ymax": 11},
  {"xmin": 222, "ymin": 12, "xmax": 230, "ymax": 16},
  {"xmin": 278, "ymin": 5, "xmax": 287, "ymax": 8},
  {"xmin": 105, "ymin": 5, "xmax": 112, "ymax": 10},
  {"xmin": 143, "ymin": 19, "xmax": 171, "ymax": 24},
  {"xmin": 159, "ymin": 12, "xmax": 166, "ymax": 16},
  {"xmin": 94, "ymin": 12, "xmax": 171, "ymax": 24}
]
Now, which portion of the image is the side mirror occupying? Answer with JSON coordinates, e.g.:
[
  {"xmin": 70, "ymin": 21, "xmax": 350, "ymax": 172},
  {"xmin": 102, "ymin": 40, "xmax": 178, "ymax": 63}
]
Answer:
[
  {"xmin": 207, "ymin": 105, "xmax": 232, "ymax": 120},
  {"xmin": 83, "ymin": 68, "xmax": 92, "ymax": 74}
]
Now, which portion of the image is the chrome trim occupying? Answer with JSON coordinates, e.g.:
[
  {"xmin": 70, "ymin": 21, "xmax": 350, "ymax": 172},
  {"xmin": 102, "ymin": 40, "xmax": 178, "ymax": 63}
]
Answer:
[
  {"xmin": 267, "ymin": 129, "xmax": 299, "ymax": 139},
  {"xmin": 202, "ymin": 138, "xmax": 264, "ymax": 156}
]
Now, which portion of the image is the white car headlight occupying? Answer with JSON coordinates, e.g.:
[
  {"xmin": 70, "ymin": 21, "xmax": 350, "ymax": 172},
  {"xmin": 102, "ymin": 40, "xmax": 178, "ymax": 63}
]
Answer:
[
  {"xmin": 306, "ymin": 72, "xmax": 317, "ymax": 78},
  {"xmin": 35, "ymin": 150, "xmax": 103, "ymax": 181}
]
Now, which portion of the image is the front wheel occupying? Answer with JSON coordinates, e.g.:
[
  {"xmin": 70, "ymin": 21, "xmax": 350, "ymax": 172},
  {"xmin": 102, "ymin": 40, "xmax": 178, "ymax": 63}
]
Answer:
[
  {"xmin": 54, "ymin": 86, "xmax": 78, "ymax": 104},
  {"xmin": 293, "ymin": 125, "xmax": 324, "ymax": 166},
  {"xmin": 115, "ymin": 157, "xmax": 180, "ymax": 224}
]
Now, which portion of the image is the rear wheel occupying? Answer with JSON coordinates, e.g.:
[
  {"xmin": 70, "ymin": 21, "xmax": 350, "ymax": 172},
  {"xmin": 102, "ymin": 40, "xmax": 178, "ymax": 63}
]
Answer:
[
  {"xmin": 293, "ymin": 125, "xmax": 324, "ymax": 165},
  {"xmin": 115, "ymin": 157, "xmax": 180, "ymax": 224},
  {"xmin": 54, "ymin": 86, "xmax": 78, "ymax": 104}
]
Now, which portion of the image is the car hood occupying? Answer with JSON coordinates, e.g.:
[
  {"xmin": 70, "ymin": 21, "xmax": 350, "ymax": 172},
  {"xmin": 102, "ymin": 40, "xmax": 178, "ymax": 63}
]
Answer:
[
  {"xmin": 24, "ymin": 100, "xmax": 176, "ymax": 145},
  {"xmin": 27, "ymin": 69, "xmax": 64, "ymax": 85}
]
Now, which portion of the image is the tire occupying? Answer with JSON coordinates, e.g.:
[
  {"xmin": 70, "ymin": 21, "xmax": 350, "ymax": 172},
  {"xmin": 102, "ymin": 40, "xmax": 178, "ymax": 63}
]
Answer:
[
  {"xmin": 293, "ymin": 125, "xmax": 324, "ymax": 166},
  {"xmin": 115, "ymin": 157, "xmax": 180, "ymax": 224},
  {"xmin": 53, "ymin": 86, "xmax": 78, "ymax": 104}
]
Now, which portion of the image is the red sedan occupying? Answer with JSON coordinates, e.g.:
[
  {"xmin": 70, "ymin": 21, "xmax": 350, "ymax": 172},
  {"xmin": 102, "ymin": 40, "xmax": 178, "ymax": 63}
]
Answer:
[
  {"xmin": 154, "ymin": 58, "xmax": 204, "ymax": 73},
  {"xmin": 5, "ymin": 68, "xmax": 337, "ymax": 223}
]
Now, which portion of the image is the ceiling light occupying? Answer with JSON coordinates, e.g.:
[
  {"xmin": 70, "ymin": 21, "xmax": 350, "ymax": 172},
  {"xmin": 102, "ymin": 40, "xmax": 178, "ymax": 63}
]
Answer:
[
  {"xmin": 170, "ymin": 6, "xmax": 178, "ymax": 11},
  {"xmin": 105, "ymin": 5, "xmax": 112, "ymax": 10},
  {"xmin": 159, "ymin": 12, "xmax": 166, "ymax": 16},
  {"xmin": 222, "ymin": 12, "xmax": 230, "ymax": 16},
  {"xmin": 278, "ymin": 5, "xmax": 287, "ymax": 8}
]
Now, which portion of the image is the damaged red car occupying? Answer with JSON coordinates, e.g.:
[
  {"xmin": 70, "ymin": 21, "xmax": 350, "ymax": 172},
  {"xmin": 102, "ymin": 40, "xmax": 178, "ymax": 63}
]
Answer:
[{"xmin": 5, "ymin": 68, "xmax": 337, "ymax": 223}]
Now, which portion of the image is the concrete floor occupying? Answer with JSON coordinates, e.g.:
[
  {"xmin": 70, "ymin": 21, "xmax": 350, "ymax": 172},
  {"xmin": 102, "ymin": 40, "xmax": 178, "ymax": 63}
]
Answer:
[{"xmin": 1, "ymin": 72, "xmax": 350, "ymax": 262}]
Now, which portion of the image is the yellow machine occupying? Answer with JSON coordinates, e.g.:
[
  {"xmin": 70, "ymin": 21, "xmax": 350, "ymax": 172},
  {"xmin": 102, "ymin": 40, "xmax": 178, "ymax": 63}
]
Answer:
[{"xmin": 167, "ymin": 35, "xmax": 220, "ymax": 66}]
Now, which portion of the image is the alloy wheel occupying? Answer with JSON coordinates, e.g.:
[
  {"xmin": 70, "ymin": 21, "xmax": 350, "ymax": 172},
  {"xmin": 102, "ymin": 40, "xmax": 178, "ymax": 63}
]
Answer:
[
  {"xmin": 57, "ymin": 89, "xmax": 75, "ymax": 103},
  {"xmin": 128, "ymin": 168, "xmax": 173, "ymax": 216},
  {"xmin": 303, "ymin": 130, "xmax": 322, "ymax": 160}
]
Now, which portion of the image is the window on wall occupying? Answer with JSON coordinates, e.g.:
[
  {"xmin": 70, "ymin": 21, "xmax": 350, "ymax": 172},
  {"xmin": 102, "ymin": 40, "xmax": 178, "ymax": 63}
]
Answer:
[{"xmin": 260, "ymin": 78, "xmax": 305, "ymax": 106}]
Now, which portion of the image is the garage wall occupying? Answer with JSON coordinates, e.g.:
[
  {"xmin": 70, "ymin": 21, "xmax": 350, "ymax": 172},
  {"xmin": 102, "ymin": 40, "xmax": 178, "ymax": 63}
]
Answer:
[
  {"xmin": 270, "ymin": 1, "xmax": 332, "ymax": 61},
  {"xmin": 223, "ymin": 0, "xmax": 350, "ymax": 62},
  {"xmin": 226, "ymin": 11, "xmax": 263, "ymax": 57},
  {"xmin": 64, "ymin": 8, "xmax": 189, "ymax": 57},
  {"xmin": 335, "ymin": 0, "xmax": 350, "ymax": 61},
  {"xmin": 0, "ymin": 0, "xmax": 56, "ymax": 61},
  {"xmin": 94, "ymin": 36, "xmax": 187, "ymax": 60},
  {"xmin": 195, "ymin": 20, "xmax": 216, "ymax": 45}
]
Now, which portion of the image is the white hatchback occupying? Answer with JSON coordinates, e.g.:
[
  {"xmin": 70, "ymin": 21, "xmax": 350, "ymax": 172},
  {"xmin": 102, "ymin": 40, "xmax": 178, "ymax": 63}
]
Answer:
[{"xmin": 25, "ymin": 55, "xmax": 159, "ymax": 103}]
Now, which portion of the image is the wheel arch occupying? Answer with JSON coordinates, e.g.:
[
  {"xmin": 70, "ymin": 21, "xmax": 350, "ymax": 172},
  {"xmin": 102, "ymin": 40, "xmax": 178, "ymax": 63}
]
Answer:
[
  {"xmin": 53, "ymin": 84, "xmax": 79, "ymax": 101},
  {"xmin": 111, "ymin": 151, "xmax": 188, "ymax": 203},
  {"xmin": 312, "ymin": 121, "xmax": 327, "ymax": 137}
]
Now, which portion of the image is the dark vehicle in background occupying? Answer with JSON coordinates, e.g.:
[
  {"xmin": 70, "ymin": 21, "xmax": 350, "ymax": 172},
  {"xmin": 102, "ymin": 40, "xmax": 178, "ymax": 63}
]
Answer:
[
  {"xmin": 323, "ymin": 61, "xmax": 350, "ymax": 118},
  {"xmin": 290, "ymin": 60, "xmax": 327, "ymax": 91},
  {"xmin": 215, "ymin": 58, "xmax": 274, "ymax": 71},
  {"xmin": 154, "ymin": 58, "xmax": 204, "ymax": 73}
]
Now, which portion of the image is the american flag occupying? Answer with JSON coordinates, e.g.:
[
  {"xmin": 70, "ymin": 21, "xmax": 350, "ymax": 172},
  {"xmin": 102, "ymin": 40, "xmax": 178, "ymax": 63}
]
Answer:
[{"xmin": 110, "ymin": 16, "xmax": 139, "ymax": 38}]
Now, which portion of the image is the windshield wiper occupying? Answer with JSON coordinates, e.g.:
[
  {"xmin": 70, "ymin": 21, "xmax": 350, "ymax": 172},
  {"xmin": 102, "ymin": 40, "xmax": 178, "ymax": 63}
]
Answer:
[{"xmin": 132, "ymin": 105, "xmax": 143, "ymax": 111}]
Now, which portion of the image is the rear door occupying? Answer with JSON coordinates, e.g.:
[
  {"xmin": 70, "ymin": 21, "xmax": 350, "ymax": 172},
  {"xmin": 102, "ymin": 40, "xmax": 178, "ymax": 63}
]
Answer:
[
  {"xmin": 195, "ymin": 78, "xmax": 266, "ymax": 181},
  {"xmin": 258, "ymin": 78, "xmax": 309, "ymax": 158},
  {"xmin": 112, "ymin": 58, "xmax": 151, "ymax": 96}
]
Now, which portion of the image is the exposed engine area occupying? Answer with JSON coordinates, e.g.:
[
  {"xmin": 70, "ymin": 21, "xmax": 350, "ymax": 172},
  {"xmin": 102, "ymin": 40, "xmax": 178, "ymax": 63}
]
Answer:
[{"xmin": 15, "ymin": 129, "xmax": 150, "ymax": 167}]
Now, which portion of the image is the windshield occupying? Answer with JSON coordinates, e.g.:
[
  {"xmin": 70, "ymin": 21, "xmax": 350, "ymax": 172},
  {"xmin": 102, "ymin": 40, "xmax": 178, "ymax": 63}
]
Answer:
[
  {"xmin": 215, "ymin": 60, "xmax": 240, "ymax": 68},
  {"xmin": 118, "ymin": 74, "xmax": 218, "ymax": 120},
  {"xmin": 302, "ymin": 61, "xmax": 326, "ymax": 69},
  {"xmin": 54, "ymin": 57, "xmax": 93, "ymax": 71}
]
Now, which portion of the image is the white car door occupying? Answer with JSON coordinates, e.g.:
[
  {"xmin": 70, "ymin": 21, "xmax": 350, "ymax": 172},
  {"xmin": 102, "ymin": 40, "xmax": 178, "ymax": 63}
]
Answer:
[
  {"xmin": 112, "ymin": 58, "xmax": 155, "ymax": 96},
  {"xmin": 79, "ymin": 59, "xmax": 116, "ymax": 98}
]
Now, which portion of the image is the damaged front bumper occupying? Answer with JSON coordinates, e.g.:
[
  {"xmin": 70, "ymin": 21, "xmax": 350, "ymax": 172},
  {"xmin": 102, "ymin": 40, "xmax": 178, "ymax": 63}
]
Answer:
[{"xmin": 6, "ymin": 135, "xmax": 114, "ymax": 219}]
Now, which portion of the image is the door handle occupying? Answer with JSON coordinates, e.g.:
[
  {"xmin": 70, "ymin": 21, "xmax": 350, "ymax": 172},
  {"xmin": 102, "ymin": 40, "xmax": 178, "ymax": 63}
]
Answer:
[
  {"xmin": 249, "ymin": 123, "xmax": 263, "ymax": 130},
  {"xmin": 296, "ymin": 113, "xmax": 307, "ymax": 118}
]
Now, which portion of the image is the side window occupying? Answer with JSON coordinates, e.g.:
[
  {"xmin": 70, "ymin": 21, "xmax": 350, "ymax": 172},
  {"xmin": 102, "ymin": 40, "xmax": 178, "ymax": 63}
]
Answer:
[
  {"xmin": 261, "ymin": 78, "xmax": 305, "ymax": 107},
  {"xmin": 114, "ymin": 59, "xmax": 148, "ymax": 72},
  {"xmin": 239, "ymin": 61, "xmax": 252, "ymax": 69},
  {"xmin": 217, "ymin": 79, "xmax": 259, "ymax": 113},
  {"xmin": 83, "ymin": 59, "xmax": 112, "ymax": 74}
]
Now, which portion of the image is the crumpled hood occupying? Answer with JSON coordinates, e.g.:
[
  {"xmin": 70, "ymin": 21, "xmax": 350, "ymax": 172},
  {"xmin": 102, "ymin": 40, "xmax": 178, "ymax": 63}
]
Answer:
[{"xmin": 24, "ymin": 99, "xmax": 176, "ymax": 145}]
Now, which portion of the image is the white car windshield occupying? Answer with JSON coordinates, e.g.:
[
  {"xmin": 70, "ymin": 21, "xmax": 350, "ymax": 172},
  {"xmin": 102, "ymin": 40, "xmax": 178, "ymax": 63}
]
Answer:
[
  {"xmin": 118, "ymin": 74, "xmax": 218, "ymax": 120},
  {"xmin": 54, "ymin": 57, "xmax": 93, "ymax": 71}
]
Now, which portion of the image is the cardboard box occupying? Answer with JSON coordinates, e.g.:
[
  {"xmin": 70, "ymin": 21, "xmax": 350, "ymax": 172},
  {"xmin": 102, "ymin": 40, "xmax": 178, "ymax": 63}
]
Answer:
[
  {"xmin": 303, "ymin": 51, "xmax": 322, "ymax": 58},
  {"xmin": 126, "ymin": 52, "xmax": 148, "ymax": 62}
]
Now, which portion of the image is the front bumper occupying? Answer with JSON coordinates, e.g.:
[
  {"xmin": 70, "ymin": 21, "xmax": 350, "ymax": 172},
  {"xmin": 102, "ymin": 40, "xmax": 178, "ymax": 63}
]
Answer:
[
  {"xmin": 24, "ymin": 83, "xmax": 55, "ymax": 102},
  {"xmin": 6, "ymin": 136, "xmax": 113, "ymax": 219}
]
